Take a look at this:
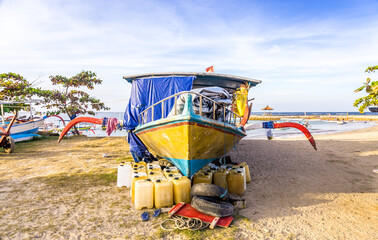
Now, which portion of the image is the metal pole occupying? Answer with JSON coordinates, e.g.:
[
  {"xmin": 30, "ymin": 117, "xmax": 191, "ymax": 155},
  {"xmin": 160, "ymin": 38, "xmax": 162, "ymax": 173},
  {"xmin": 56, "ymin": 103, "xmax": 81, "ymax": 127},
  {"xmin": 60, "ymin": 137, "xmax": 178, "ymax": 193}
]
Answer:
[
  {"xmin": 161, "ymin": 101, "xmax": 164, "ymax": 119},
  {"xmin": 213, "ymin": 102, "xmax": 216, "ymax": 120},
  {"xmin": 174, "ymin": 95, "xmax": 177, "ymax": 115},
  {"xmin": 199, "ymin": 96, "xmax": 202, "ymax": 116},
  {"xmin": 1, "ymin": 104, "xmax": 4, "ymax": 125}
]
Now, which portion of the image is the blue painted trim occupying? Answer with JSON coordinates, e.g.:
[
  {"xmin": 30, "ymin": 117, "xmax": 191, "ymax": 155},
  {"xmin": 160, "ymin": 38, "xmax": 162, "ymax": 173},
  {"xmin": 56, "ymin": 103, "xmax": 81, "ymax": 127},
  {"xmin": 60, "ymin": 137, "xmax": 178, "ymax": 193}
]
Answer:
[
  {"xmin": 11, "ymin": 133, "xmax": 40, "ymax": 140},
  {"xmin": 10, "ymin": 127, "xmax": 40, "ymax": 136}
]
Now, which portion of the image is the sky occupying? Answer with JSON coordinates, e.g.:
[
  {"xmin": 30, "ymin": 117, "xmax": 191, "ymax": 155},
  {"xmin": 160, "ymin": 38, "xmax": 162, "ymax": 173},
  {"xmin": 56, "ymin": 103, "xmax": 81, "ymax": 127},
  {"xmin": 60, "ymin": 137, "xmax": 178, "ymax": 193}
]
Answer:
[{"xmin": 0, "ymin": 0, "xmax": 377, "ymax": 112}]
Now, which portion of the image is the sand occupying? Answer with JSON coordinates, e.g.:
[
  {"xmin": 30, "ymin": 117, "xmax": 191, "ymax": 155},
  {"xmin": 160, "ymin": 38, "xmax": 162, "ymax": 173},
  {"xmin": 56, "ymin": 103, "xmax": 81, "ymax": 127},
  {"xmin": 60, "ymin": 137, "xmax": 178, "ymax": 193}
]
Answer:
[{"xmin": 0, "ymin": 126, "xmax": 377, "ymax": 239}]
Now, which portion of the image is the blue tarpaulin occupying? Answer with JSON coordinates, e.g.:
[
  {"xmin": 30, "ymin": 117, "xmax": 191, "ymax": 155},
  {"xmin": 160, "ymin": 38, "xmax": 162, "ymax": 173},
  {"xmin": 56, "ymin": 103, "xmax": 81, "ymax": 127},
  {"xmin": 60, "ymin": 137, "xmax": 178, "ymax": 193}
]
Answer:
[{"xmin": 124, "ymin": 76, "xmax": 195, "ymax": 161}]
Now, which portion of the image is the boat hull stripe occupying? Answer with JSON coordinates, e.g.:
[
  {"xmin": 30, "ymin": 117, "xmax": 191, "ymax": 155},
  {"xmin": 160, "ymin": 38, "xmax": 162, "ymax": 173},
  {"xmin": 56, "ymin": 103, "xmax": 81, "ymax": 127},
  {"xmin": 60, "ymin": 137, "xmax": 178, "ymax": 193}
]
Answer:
[{"xmin": 136, "ymin": 120, "xmax": 245, "ymax": 137}]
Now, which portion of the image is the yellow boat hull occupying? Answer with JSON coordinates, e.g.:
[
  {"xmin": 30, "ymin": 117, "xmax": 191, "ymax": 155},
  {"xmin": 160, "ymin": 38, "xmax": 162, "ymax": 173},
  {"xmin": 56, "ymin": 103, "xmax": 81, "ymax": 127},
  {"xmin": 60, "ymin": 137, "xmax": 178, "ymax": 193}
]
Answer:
[{"xmin": 135, "ymin": 115, "xmax": 245, "ymax": 176}]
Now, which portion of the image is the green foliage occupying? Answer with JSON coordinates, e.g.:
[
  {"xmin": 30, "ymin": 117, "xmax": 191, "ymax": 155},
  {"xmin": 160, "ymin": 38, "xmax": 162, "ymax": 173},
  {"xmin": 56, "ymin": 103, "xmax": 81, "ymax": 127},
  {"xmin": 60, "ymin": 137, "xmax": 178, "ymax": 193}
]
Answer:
[
  {"xmin": 353, "ymin": 66, "xmax": 378, "ymax": 113},
  {"xmin": 0, "ymin": 73, "xmax": 38, "ymax": 101},
  {"xmin": 0, "ymin": 73, "xmax": 40, "ymax": 112},
  {"xmin": 37, "ymin": 70, "xmax": 110, "ymax": 117}
]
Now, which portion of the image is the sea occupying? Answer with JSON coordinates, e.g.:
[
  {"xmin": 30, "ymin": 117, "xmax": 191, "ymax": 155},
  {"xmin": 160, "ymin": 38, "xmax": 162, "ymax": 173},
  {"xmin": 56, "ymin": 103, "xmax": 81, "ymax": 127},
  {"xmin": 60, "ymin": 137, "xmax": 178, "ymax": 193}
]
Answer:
[{"xmin": 41, "ymin": 111, "xmax": 377, "ymax": 139}]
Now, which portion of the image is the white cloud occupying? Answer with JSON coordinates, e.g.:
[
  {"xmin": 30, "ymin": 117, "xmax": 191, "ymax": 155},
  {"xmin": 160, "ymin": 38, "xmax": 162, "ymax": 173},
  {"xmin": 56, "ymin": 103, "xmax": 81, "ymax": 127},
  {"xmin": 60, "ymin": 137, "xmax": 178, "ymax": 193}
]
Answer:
[{"xmin": 0, "ymin": 0, "xmax": 377, "ymax": 112}]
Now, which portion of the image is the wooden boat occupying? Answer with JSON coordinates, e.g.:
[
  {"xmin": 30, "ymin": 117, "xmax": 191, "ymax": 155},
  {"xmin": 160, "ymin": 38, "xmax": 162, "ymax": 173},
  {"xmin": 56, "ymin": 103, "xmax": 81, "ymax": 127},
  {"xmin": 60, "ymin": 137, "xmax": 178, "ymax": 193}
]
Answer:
[
  {"xmin": 133, "ymin": 93, "xmax": 247, "ymax": 176},
  {"xmin": 58, "ymin": 72, "xmax": 317, "ymax": 177},
  {"xmin": 369, "ymin": 106, "xmax": 378, "ymax": 112},
  {"xmin": 1, "ymin": 117, "xmax": 45, "ymax": 142},
  {"xmin": 1, "ymin": 101, "xmax": 46, "ymax": 142},
  {"xmin": 124, "ymin": 72, "xmax": 264, "ymax": 176}
]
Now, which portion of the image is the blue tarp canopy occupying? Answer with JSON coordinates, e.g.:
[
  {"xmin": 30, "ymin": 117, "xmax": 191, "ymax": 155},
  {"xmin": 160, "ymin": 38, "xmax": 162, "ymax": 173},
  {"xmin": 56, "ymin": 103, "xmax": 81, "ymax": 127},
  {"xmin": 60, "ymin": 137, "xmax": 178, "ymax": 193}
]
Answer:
[{"xmin": 124, "ymin": 76, "xmax": 195, "ymax": 161}]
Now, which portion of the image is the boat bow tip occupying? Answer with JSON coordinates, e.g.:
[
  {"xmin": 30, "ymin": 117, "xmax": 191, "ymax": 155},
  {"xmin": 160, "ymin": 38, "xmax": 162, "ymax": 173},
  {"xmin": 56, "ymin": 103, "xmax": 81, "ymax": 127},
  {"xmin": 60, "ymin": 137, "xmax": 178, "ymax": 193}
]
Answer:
[
  {"xmin": 273, "ymin": 122, "xmax": 317, "ymax": 150},
  {"xmin": 58, "ymin": 117, "xmax": 103, "ymax": 143}
]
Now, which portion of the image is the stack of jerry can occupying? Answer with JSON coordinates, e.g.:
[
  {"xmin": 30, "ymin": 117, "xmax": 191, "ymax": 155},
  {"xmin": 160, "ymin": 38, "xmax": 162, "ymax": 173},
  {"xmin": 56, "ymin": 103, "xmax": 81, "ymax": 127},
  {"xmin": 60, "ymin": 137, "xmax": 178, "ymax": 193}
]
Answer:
[
  {"xmin": 130, "ymin": 161, "xmax": 192, "ymax": 209},
  {"xmin": 194, "ymin": 161, "xmax": 252, "ymax": 196}
]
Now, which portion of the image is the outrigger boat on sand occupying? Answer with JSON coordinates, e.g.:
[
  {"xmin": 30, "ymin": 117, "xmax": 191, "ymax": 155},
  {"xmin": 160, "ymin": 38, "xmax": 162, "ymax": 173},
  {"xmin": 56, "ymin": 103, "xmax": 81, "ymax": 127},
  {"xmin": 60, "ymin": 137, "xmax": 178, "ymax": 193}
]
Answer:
[
  {"xmin": 1, "ymin": 101, "xmax": 46, "ymax": 142},
  {"xmin": 0, "ymin": 101, "xmax": 68, "ymax": 143},
  {"xmin": 58, "ymin": 72, "xmax": 317, "ymax": 177}
]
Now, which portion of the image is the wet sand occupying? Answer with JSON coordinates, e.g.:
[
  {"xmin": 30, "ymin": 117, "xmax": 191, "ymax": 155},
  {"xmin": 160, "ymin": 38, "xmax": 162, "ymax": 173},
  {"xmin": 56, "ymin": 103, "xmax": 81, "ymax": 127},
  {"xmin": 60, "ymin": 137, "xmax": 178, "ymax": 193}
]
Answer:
[{"xmin": 0, "ymin": 126, "xmax": 377, "ymax": 239}]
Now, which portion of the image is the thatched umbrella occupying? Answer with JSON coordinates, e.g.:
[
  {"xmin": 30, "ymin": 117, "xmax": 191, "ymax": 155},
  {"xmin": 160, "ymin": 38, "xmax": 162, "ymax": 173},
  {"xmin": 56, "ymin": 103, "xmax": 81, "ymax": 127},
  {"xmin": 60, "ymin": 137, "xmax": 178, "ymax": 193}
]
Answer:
[{"xmin": 261, "ymin": 105, "xmax": 274, "ymax": 111}]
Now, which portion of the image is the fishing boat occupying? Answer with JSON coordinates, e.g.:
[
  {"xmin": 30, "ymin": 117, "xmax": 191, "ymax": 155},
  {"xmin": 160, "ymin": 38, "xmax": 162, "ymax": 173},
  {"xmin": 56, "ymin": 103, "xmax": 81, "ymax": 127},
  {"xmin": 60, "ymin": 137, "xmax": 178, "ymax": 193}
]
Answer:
[
  {"xmin": 58, "ymin": 72, "xmax": 317, "ymax": 177},
  {"xmin": 369, "ymin": 106, "xmax": 378, "ymax": 112},
  {"xmin": 0, "ymin": 101, "xmax": 46, "ymax": 142}
]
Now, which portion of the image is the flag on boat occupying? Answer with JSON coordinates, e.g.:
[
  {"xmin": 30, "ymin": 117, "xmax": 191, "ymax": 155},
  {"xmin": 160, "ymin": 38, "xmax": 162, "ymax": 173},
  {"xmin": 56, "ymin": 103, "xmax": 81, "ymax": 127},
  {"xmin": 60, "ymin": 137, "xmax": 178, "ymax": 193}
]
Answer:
[{"xmin": 206, "ymin": 66, "xmax": 214, "ymax": 73}]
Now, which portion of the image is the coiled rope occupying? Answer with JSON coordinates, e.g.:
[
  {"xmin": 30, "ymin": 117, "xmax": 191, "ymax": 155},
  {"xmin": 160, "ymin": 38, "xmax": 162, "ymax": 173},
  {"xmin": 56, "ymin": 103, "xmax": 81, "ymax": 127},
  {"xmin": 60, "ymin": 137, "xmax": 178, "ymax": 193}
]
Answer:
[{"xmin": 160, "ymin": 215, "xmax": 210, "ymax": 231}]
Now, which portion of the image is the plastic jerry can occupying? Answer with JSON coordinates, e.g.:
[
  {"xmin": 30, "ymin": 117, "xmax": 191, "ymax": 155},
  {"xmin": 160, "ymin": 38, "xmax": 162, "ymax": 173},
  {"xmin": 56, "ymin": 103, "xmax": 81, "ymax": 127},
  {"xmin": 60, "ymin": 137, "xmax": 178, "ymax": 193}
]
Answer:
[
  {"xmin": 133, "ymin": 164, "xmax": 146, "ymax": 172},
  {"xmin": 171, "ymin": 177, "xmax": 191, "ymax": 204},
  {"xmin": 147, "ymin": 161, "xmax": 159, "ymax": 168},
  {"xmin": 204, "ymin": 169, "xmax": 213, "ymax": 181},
  {"xmin": 240, "ymin": 162, "xmax": 251, "ymax": 183},
  {"xmin": 227, "ymin": 170, "xmax": 245, "ymax": 196},
  {"xmin": 154, "ymin": 179, "xmax": 173, "ymax": 208},
  {"xmin": 151, "ymin": 177, "xmax": 166, "ymax": 183},
  {"xmin": 167, "ymin": 166, "xmax": 180, "ymax": 172},
  {"xmin": 117, "ymin": 163, "xmax": 132, "ymax": 188},
  {"xmin": 131, "ymin": 175, "xmax": 148, "ymax": 203},
  {"xmin": 147, "ymin": 165, "xmax": 161, "ymax": 172},
  {"xmin": 149, "ymin": 175, "xmax": 166, "ymax": 181},
  {"xmin": 232, "ymin": 165, "xmax": 246, "ymax": 190},
  {"xmin": 166, "ymin": 173, "xmax": 183, "ymax": 181},
  {"xmin": 201, "ymin": 165, "xmax": 211, "ymax": 171},
  {"xmin": 148, "ymin": 171, "xmax": 165, "ymax": 179},
  {"xmin": 192, "ymin": 172, "xmax": 212, "ymax": 185},
  {"xmin": 213, "ymin": 169, "xmax": 229, "ymax": 189},
  {"xmin": 147, "ymin": 168, "xmax": 163, "ymax": 175},
  {"xmin": 133, "ymin": 161, "xmax": 146, "ymax": 167},
  {"xmin": 134, "ymin": 179, "xmax": 154, "ymax": 210},
  {"xmin": 132, "ymin": 171, "xmax": 147, "ymax": 178},
  {"xmin": 163, "ymin": 169, "xmax": 179, "ymax": 178},
  {"xmin": 226, "ymin": 164, "xmax": 235, "ymax": 170},
  {"xmin": 133, "ymin": 162, "xmax": 146, "ymax": 170}
]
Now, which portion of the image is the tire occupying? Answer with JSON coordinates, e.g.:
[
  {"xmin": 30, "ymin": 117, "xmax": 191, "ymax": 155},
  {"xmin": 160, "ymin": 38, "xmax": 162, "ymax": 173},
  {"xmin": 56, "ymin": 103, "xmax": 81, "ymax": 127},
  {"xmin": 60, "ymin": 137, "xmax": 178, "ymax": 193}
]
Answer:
[
  {"xmin": 3, "ymin": 136, "xmax": 15, "ymax": 153},
  {"xmin": 191, "ymin": 183, "xmax": 229, "ymax": 200},
  {"xmin": 228, "ymin": 193, "xmax": 246, "ymax": 209},
  {"xmin": 191, "ymin": 195, "xmax": 234, "ymax": 217}
]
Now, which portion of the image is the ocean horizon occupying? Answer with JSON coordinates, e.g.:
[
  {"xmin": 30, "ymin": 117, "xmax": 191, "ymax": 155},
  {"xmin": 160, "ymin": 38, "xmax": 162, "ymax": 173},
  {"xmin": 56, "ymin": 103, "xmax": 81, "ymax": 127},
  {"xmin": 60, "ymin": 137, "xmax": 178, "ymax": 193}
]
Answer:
[
  {"xmin": 39, "ymin": 111, "xmax": 377, "ymax": 139},
  {"xmin": 90, "ymin": 111, "xmax": 378, "ymax": 119}
]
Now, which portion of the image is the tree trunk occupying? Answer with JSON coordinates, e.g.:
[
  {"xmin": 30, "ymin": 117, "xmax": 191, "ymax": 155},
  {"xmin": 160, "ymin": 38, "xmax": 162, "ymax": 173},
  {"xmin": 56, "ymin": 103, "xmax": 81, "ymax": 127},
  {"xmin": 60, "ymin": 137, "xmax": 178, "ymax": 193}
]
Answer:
[{"xmin": 67, "ymin": 113, "xmax": 80, "ymax": 135}]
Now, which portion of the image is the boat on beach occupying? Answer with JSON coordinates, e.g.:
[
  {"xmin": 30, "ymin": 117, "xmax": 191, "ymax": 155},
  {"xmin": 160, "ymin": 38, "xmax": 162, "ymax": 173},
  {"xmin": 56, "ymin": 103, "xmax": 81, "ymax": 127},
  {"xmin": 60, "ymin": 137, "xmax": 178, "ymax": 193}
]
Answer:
[
  {"xmin": 58, "ymin": 72, "xmax": 317, "ymax": 177},
  {"xmin": 1, "ymin": 101, "xmax": 46, "ymax": 142},
  {"xmin": 126, "ymin": 72, "xmax": 258, "ymax": 176},
  {"xmin": 369, "ymin": 106, "xmax": 378, "ymax": 112}
]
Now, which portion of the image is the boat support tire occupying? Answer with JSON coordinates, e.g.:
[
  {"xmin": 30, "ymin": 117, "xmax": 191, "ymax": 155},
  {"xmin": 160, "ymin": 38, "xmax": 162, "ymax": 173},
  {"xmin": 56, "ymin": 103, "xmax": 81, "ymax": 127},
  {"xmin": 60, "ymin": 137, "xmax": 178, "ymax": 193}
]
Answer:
[
  {"xmin": 191, "ymin": 195, "xmax": 234, "ymax": 217},
  {"xmin": 190, "ymin": 183, "xmax": 229, "ymax": 200}
]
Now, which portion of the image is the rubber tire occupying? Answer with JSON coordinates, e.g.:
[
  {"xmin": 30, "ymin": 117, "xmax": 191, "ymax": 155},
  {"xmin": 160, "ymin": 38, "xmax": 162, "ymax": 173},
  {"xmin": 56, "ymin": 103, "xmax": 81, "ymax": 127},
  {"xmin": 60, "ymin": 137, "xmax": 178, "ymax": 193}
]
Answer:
[
  {"xmin": 191, "ymin": 183, "xmax": 229, "ymax": 200},
  {"xmin": 3, "ymin": 136, "xmax": 15, "ymax": 153},
  {"xmin": 191, "ymin": 195, "xmax": 234, "ymax": 217}
]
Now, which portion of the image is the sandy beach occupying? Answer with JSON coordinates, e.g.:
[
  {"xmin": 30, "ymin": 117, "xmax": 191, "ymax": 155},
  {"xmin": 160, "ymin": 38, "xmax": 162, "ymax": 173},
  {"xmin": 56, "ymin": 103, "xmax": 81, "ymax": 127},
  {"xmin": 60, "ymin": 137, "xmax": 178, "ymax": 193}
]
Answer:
[{"xmin": 0, "ymin": 126, "xmax": 377, "ymax": 239}]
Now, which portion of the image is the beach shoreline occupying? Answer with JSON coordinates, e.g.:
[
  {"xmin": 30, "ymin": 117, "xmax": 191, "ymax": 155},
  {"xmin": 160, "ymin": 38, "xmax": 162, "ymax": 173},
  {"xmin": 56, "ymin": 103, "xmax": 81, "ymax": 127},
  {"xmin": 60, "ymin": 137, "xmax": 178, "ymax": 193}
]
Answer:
[
  {"xmin": 249, "ymin": 114, "xmax": 378, "ymax": 122},
  {"xmin": 0, "ymin": 125, "xmax": 377, "ymax": 239}
]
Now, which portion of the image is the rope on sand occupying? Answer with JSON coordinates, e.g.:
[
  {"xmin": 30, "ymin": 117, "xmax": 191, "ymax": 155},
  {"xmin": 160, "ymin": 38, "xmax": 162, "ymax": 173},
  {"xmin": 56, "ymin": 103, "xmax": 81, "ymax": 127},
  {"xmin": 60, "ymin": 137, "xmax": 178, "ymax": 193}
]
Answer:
[{"xmin": 160, "ymin": 215, "xmax": 210, "ymax": 231}]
